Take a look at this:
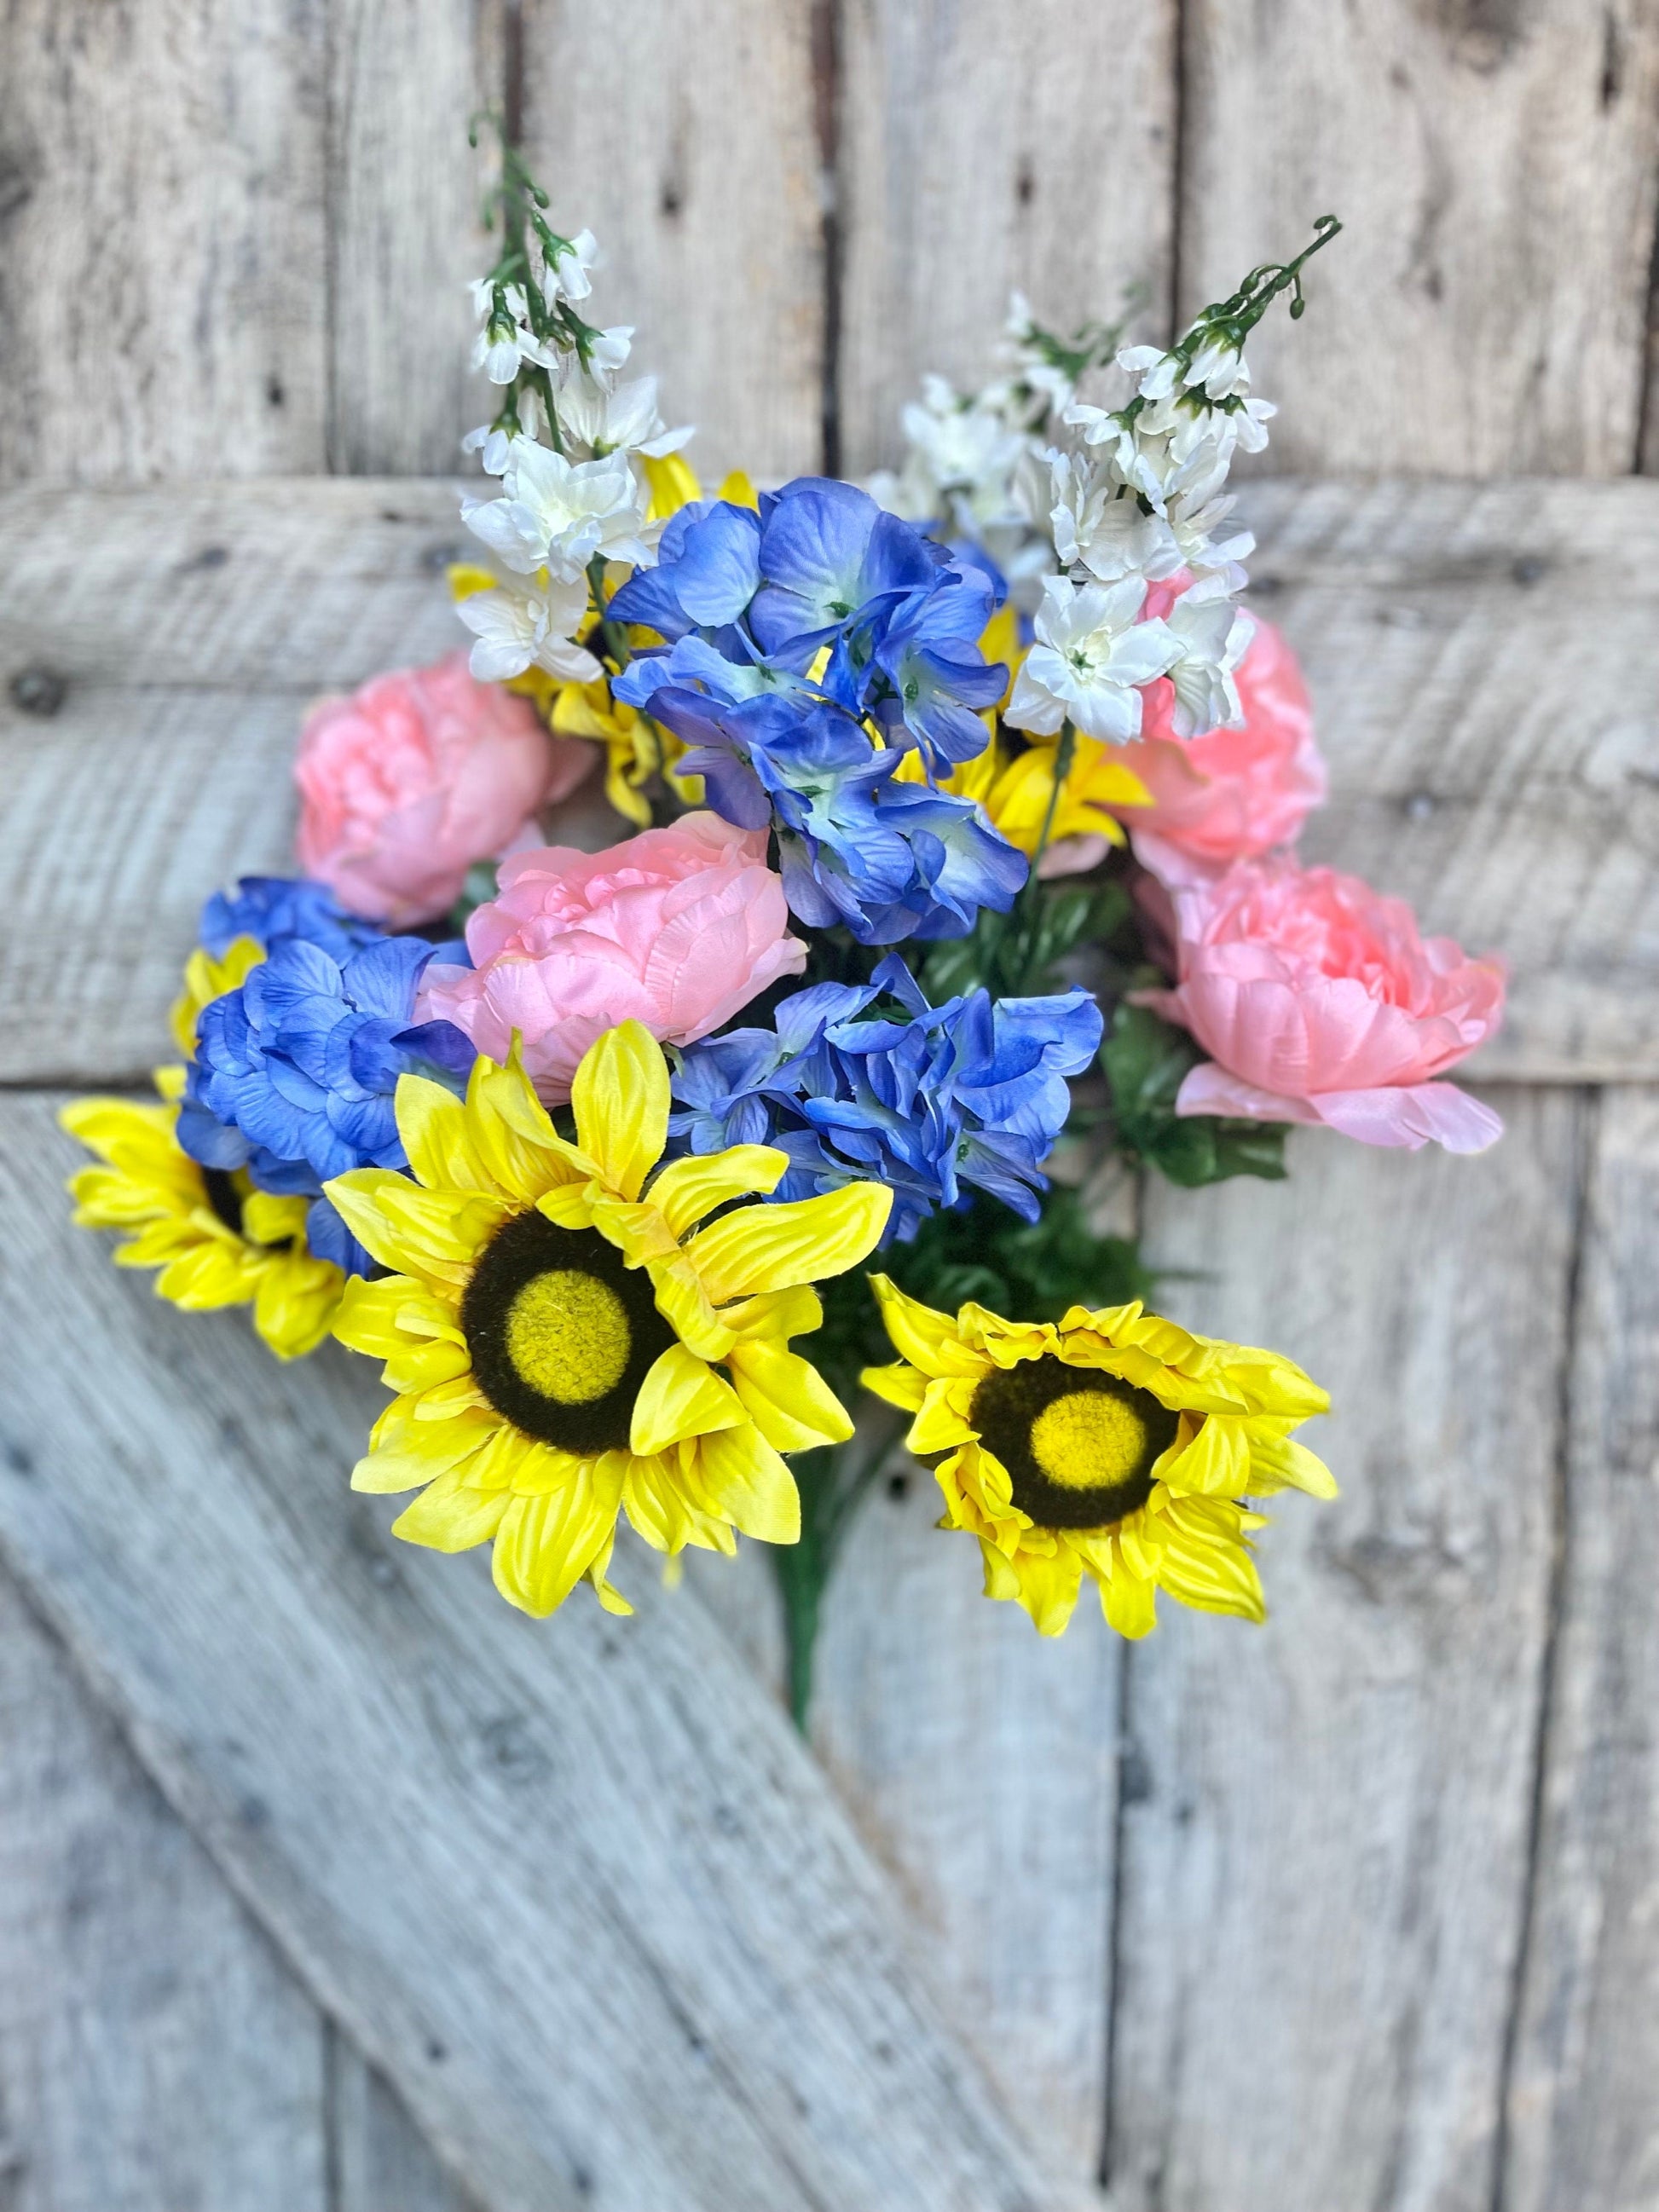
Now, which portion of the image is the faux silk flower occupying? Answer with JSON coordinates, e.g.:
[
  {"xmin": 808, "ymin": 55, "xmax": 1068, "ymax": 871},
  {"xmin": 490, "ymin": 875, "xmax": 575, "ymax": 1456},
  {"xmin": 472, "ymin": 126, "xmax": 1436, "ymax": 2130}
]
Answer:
[
  {"xmin": 416, "ymin": 812, "xmax": 807, "ymax": 1104},
  {"xmin": 295, "ymin": 650, "xmax": 594, "ymax": 927},
  {"xmin": 1139, "ymin": 858, "xmax": 1506, "ymax": 1152}
]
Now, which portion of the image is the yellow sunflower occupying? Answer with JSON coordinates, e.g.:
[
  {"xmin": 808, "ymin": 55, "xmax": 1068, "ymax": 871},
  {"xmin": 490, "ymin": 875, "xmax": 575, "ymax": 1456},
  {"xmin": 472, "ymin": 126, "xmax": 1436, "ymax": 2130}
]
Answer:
[
  {"xmin": 324, "ymin": 1022, "xmax": 893, "ymax": 1619},
  {"xmin": 61, "ymin": 1072, "xmax": 344, "ymax": 1359},
  {"xmin": 169, "ymin": 933, "xmax": 264, "ymax": 1057},
  {"xmin": 861, "ymin": 1279, "xmax": 1335, "ymax": 1637},
  {"xmin": 899, "ymin": 724, "xmax": 1151, "ymax": 860}
]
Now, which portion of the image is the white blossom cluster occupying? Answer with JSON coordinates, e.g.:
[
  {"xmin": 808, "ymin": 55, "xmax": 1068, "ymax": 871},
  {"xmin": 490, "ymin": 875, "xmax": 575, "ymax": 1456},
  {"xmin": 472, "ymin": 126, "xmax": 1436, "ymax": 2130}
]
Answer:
[
  {"xmin": 456, "ymin": 226, "xmax": 691, "ymax": 686},
  {"xmin": 874, "ymin": 221, "xmax": 1338, "ymax": 749}
]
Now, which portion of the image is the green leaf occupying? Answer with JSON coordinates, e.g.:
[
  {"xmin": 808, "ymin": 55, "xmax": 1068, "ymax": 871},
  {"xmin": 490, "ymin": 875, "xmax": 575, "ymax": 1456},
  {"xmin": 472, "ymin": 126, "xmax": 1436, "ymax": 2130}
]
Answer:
[{"xmin": 1103, "ymin": 1002, "xmax": 1288, "ymax": 1188}]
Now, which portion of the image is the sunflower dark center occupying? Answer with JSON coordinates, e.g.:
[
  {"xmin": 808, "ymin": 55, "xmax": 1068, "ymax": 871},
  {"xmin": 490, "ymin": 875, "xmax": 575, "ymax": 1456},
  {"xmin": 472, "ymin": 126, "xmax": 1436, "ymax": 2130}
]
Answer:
[
  {"xmin": 462, "ymin": 1211, "xmax": 674, "ymax": 1453},
  {"xmin": 202, "ymin": 1166, "xmax": 248, "ymax": 1238},
  {"xmin": 970, "ymin": 1355, "xmax": 1180, "ymax": 1530}
]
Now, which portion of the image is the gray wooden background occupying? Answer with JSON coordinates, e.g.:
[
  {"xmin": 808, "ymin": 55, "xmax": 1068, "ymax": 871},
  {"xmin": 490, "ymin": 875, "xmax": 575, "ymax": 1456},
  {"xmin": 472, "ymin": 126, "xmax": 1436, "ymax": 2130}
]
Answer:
[{"xmin": 3, "ymin": 4, "xmax": 1659, "ymax": 2209}]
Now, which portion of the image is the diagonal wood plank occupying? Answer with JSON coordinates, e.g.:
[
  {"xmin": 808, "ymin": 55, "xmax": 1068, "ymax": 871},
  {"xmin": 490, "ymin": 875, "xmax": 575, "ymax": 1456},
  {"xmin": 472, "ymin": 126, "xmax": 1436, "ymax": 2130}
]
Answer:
[
  {"xmin": 1110, "ymin": 1089, "xmax": 1576, "ymax": 2212},
  {"xmin": 0, "ymin": 1097, "xmax": 1085, "ymax": 2212},
  {"xmin": 812, "ymin": 1476, "xmax": 1121, "ymax": 2182},
  {"xmin": 0, "ymin": 0, "xmax": 331, "ymax": 482},
  {"xmin": 1502, "ymin": 1086, "xmax": 1659, "ymax": 2212},
  {"xmin": 519, "ymin": 0, "xmax": 825, "ymax": 486},
  {"xmin": 0, "ymin": 1568, "xmax": 329, "ymax": 2211},
  {"xmin": 837, "ymin": 0, "xmax": 1177, "ymax": 475},
  {"xmin": 1182, "ymin": 0, "xmax": 1659, "ymax": 476},
  {"xmin": 7, "ymin": 476, "xmax": 1659, "ymax": 1084}
]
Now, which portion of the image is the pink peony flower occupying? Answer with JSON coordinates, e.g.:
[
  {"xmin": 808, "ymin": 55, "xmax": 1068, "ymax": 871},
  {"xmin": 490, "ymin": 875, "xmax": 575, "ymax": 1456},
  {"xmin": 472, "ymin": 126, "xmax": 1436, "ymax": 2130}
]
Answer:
[
  {"xmin": 1139, "ymin": 858, "xmax": 1506, "ymax": 1153},
  {"xmin": 416, "ymin": 811, "xmax": 807, "ymax": 1102},
  {"xmin": 1117, "ymin": 609, "xmax": 1326, "ymax": 887},
  {"xmin": 295, "ymin": 650, "xmax": 595, "ymax": 927}
]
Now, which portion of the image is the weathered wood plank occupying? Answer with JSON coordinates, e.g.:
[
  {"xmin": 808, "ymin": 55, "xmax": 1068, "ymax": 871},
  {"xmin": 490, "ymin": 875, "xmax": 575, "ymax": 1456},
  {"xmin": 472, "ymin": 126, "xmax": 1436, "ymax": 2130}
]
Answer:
[
  {"xmin": 6, "ymin": 476, "xmax": 1659, "ymax": 1085},
  {"xmin": 1182, "ymin": 0, "xmax": 1659, "ymax": 476},
  {"xmin": 1502, "ymin": 1086, "xmax": 1659, "ymax": 2212},
  {"xmin": 0, "ymin": 1570, "xmax": 328, "ymax": 2209},
  {"xmin": 837, "ymin": 0, "xmax": 1176, "ymax": 476},
  {"xmin": 1109, "ymin": 1089, "xmax": 1575, "ymax": 2212},
  {"xmin": 332, "ymin": 2035, "xmax": 475, "ymax": 2212},
  {"xmin": 1244, "ymin": 478, "xmax": 1659, "ymax": 1082},
  {"xmin": 812, "ymin": 1472, "xmax": 1121, "ymax": 2181},
  {"xmin": 0, "ymin": 1097, "xmax": 1083, "ymax": 2212},
  {"xmin": 0, "ymin": 0, "xmax": 331, "ymax": 482},
  {"xmin": 518, "ymin": 0, "xmax": 825, "ymax": 487},
  {"xmin": 326, "ymin": 0, "xmax": 505, "ymax": 473}
]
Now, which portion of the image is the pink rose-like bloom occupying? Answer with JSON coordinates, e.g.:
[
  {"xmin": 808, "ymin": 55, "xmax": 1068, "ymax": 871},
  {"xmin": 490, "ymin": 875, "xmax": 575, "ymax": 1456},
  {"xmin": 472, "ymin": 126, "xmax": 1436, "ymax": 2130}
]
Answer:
[
  {"xmin": 1140, "ymin": 858, "xmax": 1507, "ymax": 1154},
  {"xmin": 1036, "ymin": 604, "xmax": 1326, "ymax": 885},
  {"xmin": 295, "ymin": 650, "xmax": 596, "ymax": 927},
  {"xmin": 417, "ymin": 811, "xmax": 807, "ymax": 1103}
]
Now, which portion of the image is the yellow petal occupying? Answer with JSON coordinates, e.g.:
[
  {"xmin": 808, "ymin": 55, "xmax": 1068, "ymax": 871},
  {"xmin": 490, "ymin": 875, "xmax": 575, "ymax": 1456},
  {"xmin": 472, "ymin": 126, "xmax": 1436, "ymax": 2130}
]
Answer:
[
  {"xmin": 1099, "ymin": 1554, "xmax": 1159, "ymax": 1639},
  {"xmin": 466, "ymin": 1044, "xmax": 592, "ymax": 1203},
  {"xmin": 1156, "ymin": 1497, "xmax": 1267, "ymax": 1622},
  {"xmin": 1158, "ymin": 1412, "xmax": 1251, "ymax": 1498},
  {"xmin": 396, "ymin": 1073, "xmax": 500, "ymax": 1196},
  {"xmin": 908, "ymin": 1376, "xmax": 978, "ymax": 1456},
  {"xmin": 859, "ymin": 1358, "xmax": 927, "ymax": 1412},
  {"xmin": 868, "ymin": 1273, "xmax": 987, "ymax": 1379},
  {"xmin": 725, "ymin": 1339, "xmax": 853, "ymax": 1453},
  {"xmin": 717, "ymin": 470, "xmax": 760, "ymax": 510},
  {"xmin": 997, "ymin": 1542, "xmax": 1083, "ymax": 1637},
  {"xmin": 391, "ymin": 1470, "xmax": 512, "ymax": 1552},
  {"xmin": 241, "ymin": 1190, "xmax": 312, "ymax": 1245},
  {"xmin": 689, "ymin": 1184, "xmax": 893, "ymax": 1303},
  {"xmin": 696, "ymin": 1422, "xmax": 801, "ymax": 1545},
  {"xmin": 251, "ymin": 1250, "xmax": 342, "ymax": 1360},
  {"xmin": 350, "ymin": 1408, "xmax": 499, "ymax": 1493},
  {"xmin": 489, "ymin": 1464, "xmax": 626, "ymax": 1617},
  {"xmin": 631, "ymin": 1342, "xmax": 748, "ymax": 1456},
  {"xmin": 1246, "ymin": 1425, "xmax": 1338, "ymax": 1499},
  {"xmin": 326, "ymin": 1170, "xmax": 512, "ymax": 1286},
  {"xmin": 646, "ymin": 1145, "xmax": 789, "ymax": 1239},
  {"xmin": 640, "ymin": 450, "xmax": 702, "ymax": 520},
  {"xmin": 571, "ymin": 1021, "xmax": 668, "ymax": 1200},
  {"xmin": 448, "ymin": 562, "xmax": 499, "ymax": 601}
]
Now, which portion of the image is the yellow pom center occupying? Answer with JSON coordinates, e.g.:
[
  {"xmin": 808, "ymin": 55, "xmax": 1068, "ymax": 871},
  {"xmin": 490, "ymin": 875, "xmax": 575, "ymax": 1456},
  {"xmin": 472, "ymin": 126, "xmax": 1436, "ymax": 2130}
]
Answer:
[
  {"xmin": 505, "ymin": 1269, "xmax": 632, "ymax": 1405},
  {"xmin": 1029, "ymin": 1389, "xmax": 1153, "ymax": 1492}
]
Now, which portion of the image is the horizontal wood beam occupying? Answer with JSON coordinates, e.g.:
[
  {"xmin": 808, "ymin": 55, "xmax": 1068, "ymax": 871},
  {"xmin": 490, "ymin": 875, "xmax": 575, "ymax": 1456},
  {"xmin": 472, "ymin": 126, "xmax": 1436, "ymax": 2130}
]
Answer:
[
  {"xmin": 0, "ymin": 1099, "xmax": 1076, "ymax": 2212},
  {"xmin": 3, "ymin": 476, "xmax": 1653, "ymax": 1084}
]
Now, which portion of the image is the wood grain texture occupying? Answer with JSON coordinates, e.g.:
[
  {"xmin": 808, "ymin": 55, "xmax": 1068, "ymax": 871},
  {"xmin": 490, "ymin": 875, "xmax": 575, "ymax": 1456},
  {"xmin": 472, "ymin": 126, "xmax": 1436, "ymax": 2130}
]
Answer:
[
  {"xmin": 1502, "ymin": 1087, "xmax": 1659, "ymax": 2212},
  {"xmin": 1244, "ymin": 477, "xmax": 1659, "ymax": 1082},
  {"xmin": 8, "ymin": 475, "xmax": 1659, "ymax": 1083},
  {"xmin": 1182, "ymin": 0, "xmax": 1659, "ymax": 476},
  {"xmin": 838, "ymin": 0, "xmax": 1177, "ymax": 475},
  {"xmin": 0, "ymin": 1097, "xmax": 1083, "ymax": 2212},
  {"xmin": 812, "ymin": 1471, "xmax": 1121, "ymax": 2181},
  {"xmin": 0, "ymin": 0, "xmax": 331, "ymax": 482},
  {"xmin": 1109, "ymin": 1089, "xmax": 1577, "ymax": 2212},
  {"xmin": 332, "ymin": 2035, "xmax": 475, "ymax": 2212},
  {"xmin": 518, "ymin": 0, "xmax": 825, "ymax": 487},
  {"xmin": 326, "ymin": 0, "xmax": 505, "ymax": 473},
  {"xmin": 0, "ymin": 1572, "xmax": 328, "ymax": 2210}
]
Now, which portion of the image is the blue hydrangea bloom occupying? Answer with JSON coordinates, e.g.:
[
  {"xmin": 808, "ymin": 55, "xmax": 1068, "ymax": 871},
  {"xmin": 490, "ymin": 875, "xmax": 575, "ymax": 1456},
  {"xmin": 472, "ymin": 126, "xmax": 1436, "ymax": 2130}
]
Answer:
[
  {"xmin": 669, "ymin": 956, "xmax": 1102, "ymax": 1243},
  {"xmin": 610, "ymin": 479, "xmax": 1024, "ymax": 945},
  {"xmin": 177, "ymin": 934, "xmax": 475, "ymax": 1276},
  {"xmin": 200, "ymin": 875, "xmax": 385, "ymax": 962}
]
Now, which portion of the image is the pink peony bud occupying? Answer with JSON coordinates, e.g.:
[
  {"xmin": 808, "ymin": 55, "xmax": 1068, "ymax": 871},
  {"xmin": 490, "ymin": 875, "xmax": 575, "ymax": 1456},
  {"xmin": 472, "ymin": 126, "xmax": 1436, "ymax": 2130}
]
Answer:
[
  {"xmin": 1139, "ymin": 858, "xmax": 1507, "ymax": 1153},
  {"xmin": 294, "ymin": 650, "xmax": 595, "ymax": 927},
  {"xmin": 416, "ymin": 811, "xmax": 808, "ymax": 1103}
]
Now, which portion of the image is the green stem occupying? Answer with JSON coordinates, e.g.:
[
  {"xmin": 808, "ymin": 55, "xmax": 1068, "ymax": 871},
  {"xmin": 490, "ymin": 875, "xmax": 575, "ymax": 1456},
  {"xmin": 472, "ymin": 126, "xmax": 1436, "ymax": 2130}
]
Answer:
[
  {"xmin": 586, "ymin": 552, "xmax": 631, "ymax": 672},
  {"xmin": 1014, "ymin": 717, "xmax": 1076, "ymax": 990}
]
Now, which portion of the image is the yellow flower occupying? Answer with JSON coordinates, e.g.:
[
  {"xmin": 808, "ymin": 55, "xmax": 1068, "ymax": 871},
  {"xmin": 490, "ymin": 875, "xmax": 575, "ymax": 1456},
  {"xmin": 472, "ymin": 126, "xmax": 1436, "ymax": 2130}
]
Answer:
[
  {"xmin": 901, "ymin": 725, "xmax": 1152, "ymax": 858},
  {"xmin": 325, "ymin": 1023, "xmax": 893, "ymax": 1620},
  {"xmin": 61, "ymin": 1077, "xmax": 344, "ymax": 1360},
  {"xmin": 169, "ymin": 933, "xmax": 264, "ymax": 1058},
  {"xmin": 862, "ymin": 1279, "xmax": 1335, "ymax": 1638}
]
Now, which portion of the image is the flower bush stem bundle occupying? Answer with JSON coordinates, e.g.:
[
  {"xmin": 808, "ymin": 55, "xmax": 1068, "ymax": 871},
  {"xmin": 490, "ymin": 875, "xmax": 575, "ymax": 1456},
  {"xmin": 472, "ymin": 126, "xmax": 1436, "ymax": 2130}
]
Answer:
[{"xmin": 63, "ymin": 136, "xmax": 1506, "ymax": 1728}]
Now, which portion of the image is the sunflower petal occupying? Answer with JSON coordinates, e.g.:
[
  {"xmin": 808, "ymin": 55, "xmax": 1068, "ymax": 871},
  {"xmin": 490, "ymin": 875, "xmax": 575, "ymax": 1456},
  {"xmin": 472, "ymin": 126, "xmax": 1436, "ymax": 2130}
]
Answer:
[
  {"xmin": 396, "ymin": 1073, "xmax": 500, "ymax": 1195},
  {"xmin": 689, "ymin": 1184, "xmax": 893, "ymax": 1303},
  {"xmin": 392, "ymin": 1470, "xmax": 512, "ymax": 1551},
  {"xmin": 1246, "ymin": 1425, "xmax": 1338, "ymax": 1499},
  {"xmin": 1158, "ymin": 1412, "xmax": 1251, "ymax": 1497},
  {"xmin": 697, "ymin": 1422, "xmax": 801, "ymax": 1544},
  {"xmin": 646, "ymin": 1145, "xmax": 789, "ymax": 1238},
  {"xmin": 1099, "ymin": 1555, "xmax": 1159, "ymax": 1639},
  {"xmin": 490, "ymin": 1464, "xmax": 626, "ymax": 1617},
  {"xmin": 859, "ymin": 1358, "xmax": 928, "ymax": 1412},
  {"xmin": 725, "ymin": 1339, "xmax": 853, "ymax": 1453},
  {"xmin": 868, "ymin": 1273, "xmax": 987, "ymax": 1378},
  {"xmin": 631, "ymin": 1342, "xmax": 748, "ymax": 1456},
  {"xmin": 326, "ymin": 1170, "xmax": 512, "ymax": 1285},
  {"xmin": 571, "ymin": 1021, "xmax": 669, "ymax": 1200}
]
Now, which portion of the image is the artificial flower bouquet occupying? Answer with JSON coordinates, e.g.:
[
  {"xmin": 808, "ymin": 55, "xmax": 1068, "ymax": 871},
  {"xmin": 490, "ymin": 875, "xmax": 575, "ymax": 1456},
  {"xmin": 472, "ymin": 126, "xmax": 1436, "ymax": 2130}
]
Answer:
[{"xmin": 64, "ymin": 141, "xmax": 1505, "ymax": 1717}]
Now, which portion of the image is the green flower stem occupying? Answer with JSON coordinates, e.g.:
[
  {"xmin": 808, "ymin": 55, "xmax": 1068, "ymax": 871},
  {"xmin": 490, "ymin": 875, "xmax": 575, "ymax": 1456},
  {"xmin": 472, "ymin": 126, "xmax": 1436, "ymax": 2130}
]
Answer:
[
  {"xmin": 1014, "ymin": 717, "xmax": 1076, "ymax": 991},
  {"xmin": 772, "ymin": 1401, "xmax": 904, "ymax": 1730},
  {"xmin": 586, "ymin": 552, "xmax": 632, "ymax": 673}
]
